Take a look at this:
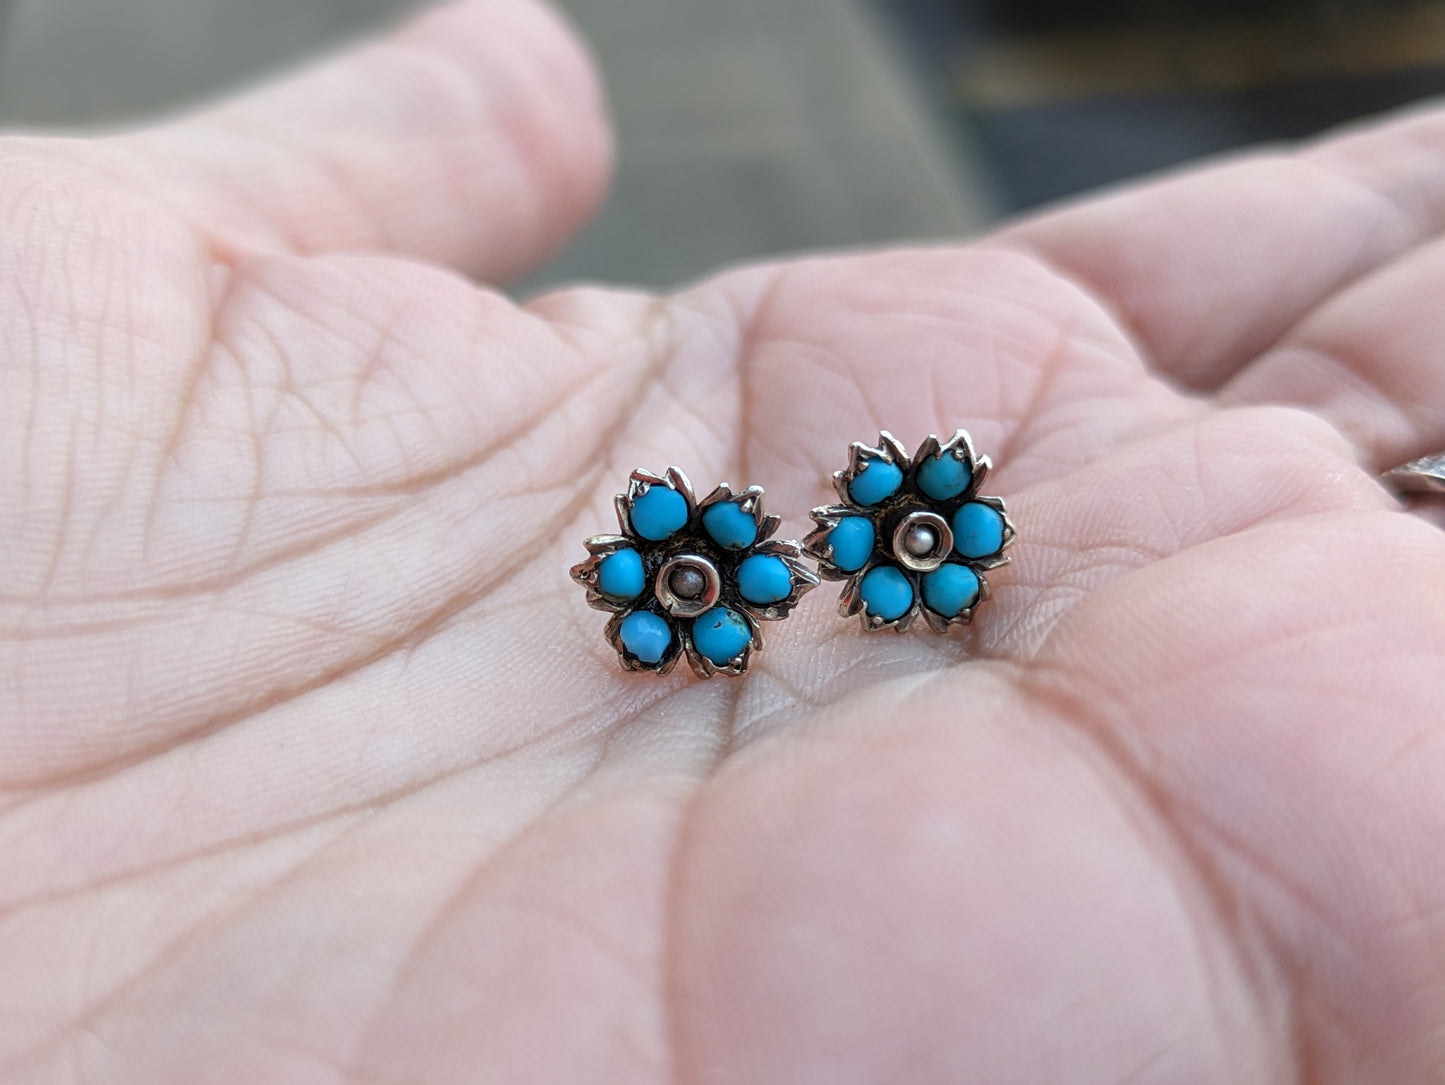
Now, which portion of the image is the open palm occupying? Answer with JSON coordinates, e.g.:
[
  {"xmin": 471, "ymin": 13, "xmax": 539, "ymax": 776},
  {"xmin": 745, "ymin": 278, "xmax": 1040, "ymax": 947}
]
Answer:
[{"xmin": 4, "ymin": 2, "xmax": 1445, "ymax": 1081}]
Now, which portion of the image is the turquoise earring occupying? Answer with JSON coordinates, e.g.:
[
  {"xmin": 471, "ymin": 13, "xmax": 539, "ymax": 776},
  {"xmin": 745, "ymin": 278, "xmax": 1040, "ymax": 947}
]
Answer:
[
  {"xmin": 572, "ymin": 468, "xmax": 818, "ymax": 677},
  {"xmin": 804, "ymin": 430, "xmax": 1015, "ymax": 633}
]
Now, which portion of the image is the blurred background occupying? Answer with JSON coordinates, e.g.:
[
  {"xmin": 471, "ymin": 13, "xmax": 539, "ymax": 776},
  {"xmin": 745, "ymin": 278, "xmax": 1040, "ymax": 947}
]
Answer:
[{"xmin": 1, "ymin": 0, "xmax": 1443, "ymax": 290}]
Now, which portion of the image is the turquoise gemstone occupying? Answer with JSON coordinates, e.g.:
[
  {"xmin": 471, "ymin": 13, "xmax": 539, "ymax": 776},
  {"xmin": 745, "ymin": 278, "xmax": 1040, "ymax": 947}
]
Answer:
[
  {"xmin": 916, "ymin": 451, "xmax": 972, "ymax": 501},
  {"xmin": 858, "ymin": 565, "xmax": 914, "ymax": 621},
  {"xmin": 619, "ymin": 611, "xmax": 672, "ymax": 664},
  {"xmin": 737, "ymin": 554, "xmax": 792, "ymax": 605},
  {"xmin": 692, "ymin": 607, "xmax": 753, "ymax": 666},
  {"xmin": 597, "ymin": 548, "xmax": 644, "ymax": 599},
  {"xmin": 630, "ymin": 484, "xmax": 689, "ymax": 541},
  {"xmin": 827, "ymin": 516, "xmax": 875, "ymax": 572},
  {"xmin": 921, "ymin": 563, "xmax": 980, "ymax": 617},
  {"xmin": 951, "ymin": 502, "xmax": 1005, "ymax": 559},
  {"xmin": 702, "ymin": 501, "xmax": 758, "ymax": 550},
  {"xmin": 848, "ymin": 459, "xmax": 903, "ymax": 506}
]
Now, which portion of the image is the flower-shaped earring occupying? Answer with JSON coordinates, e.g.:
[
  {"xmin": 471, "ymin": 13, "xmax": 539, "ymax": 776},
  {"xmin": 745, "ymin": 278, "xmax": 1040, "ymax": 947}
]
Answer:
[
  {"xmin": 804, "ymin": 430, "xmax": 1014, "ymax": 632},
  {"xmin": 571, "ymin": 468, "xmax": 819, "ymax": 677}
]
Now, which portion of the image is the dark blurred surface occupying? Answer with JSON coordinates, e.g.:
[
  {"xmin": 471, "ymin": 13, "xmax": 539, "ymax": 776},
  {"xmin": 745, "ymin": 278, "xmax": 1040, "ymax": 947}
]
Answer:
[
  {"xmin": 973, "ymin": 66, "xmax": 1445, "ymax": 208},
  {"xmin": 879, "ymin": 0, "xmax": 1445, "ymax": 211},
  {"xmin": 975, "ymin": 0, "xmax": 1329, "ymax": 31}
]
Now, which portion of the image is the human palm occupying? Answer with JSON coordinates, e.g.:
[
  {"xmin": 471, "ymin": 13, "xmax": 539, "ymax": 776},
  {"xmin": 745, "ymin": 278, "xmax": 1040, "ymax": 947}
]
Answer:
[{"xmin": 4, "ymin": 2, "xmax": 1445, "ymax": 1081}]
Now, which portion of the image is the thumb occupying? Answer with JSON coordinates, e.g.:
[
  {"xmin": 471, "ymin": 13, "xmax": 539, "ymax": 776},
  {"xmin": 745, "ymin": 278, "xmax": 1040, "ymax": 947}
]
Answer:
[{"xmin": 115, "ymin": 0, "xmax": 613, "ymax": 282}]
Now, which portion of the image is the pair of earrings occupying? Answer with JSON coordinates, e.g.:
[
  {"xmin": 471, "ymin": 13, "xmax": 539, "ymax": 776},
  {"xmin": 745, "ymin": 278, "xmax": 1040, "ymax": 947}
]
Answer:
[{"xmin": 570, "ymin": 429, "xmax": 1015, "ymax": 678}]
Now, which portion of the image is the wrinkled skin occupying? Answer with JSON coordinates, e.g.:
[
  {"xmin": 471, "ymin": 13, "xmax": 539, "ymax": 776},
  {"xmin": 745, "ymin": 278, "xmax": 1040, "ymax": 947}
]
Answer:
[{"xmin": 3, "ymin": 1, "xmax": 1445, "ymax": 1081}]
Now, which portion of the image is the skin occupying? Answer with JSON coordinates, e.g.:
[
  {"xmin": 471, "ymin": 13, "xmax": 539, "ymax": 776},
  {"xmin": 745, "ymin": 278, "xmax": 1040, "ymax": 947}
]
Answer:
[{"xmin": 1, "ymin": 0, "xmax": 1444, "ymax": 1080}]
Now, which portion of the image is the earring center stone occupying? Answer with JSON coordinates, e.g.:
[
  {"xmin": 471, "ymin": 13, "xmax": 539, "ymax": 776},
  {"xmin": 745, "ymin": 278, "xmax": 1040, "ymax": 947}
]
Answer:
[
  {"xmin": 669, "ymin": 566, "xmax": 707, "ymax": 600},
  {"xmin": 891, "ymin": 510, "xmax": 952, "ymax": 572},
  {"xmin": 656, "ymin": 554, "xmax": 722, "ymax": 618},
  {"xmin": 903, "ymin": 523, "xmax": 937, "ymax": 557}
]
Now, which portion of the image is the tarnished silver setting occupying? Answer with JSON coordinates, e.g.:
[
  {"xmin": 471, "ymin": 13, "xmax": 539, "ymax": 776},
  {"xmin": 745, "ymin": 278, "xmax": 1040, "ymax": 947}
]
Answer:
[
  {"xmin": 892, "ymin": 510, "xmax": 952, "ymax": 572},
  {"xmin": 804, "ymin": 429, "xmax": 1015, "ymax": 634},
  {"xmin": 571, "ymin": 469, "xmax": 819, "ymax": 678},
  {"xmin": 655, "ymin": 554, "xmax": 721, "ymax": 618},
  {"xmin": 1385, "ymin": 452, "xmax": 1445, "ymax": 496}
]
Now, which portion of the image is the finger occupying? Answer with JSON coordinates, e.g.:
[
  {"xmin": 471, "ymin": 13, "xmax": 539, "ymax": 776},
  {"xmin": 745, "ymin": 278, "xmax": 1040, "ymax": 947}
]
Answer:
[
  {"xmin": 997, "ymin": 103, "xmax": 1445, "ymax": 389},
  {"xmin": 1220, "ymin": 236, "xmax": 1445, "ymax": 471},
  {"xmin": 113, "ymin": 0, "xmax": 612, "ymax": 281}
]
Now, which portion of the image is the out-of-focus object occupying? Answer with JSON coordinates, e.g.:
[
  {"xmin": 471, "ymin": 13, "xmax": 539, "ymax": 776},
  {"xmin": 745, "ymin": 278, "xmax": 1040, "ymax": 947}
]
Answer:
[
  {"xmin": 879, "ymin": 0, "xmax": 1445, "ymax": 210},
  {"xmin": 0, "ymin": 0, "xmax": 994, "ymax": 288},
  {"xmin": 961, "ymin": 1, "xmax": 1445, "ymax": 106},
  {"xmin": 1385, "ymin": 452, "xmax": 1445, "ymax": 497},
  {"xmin": 0, "ymin": 0, "xmax": 416, "ymax": 122}
]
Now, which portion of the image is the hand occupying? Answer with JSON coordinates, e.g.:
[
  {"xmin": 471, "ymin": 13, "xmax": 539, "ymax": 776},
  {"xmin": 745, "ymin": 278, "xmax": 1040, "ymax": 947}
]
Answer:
[{"xmin": 3, "ymin": 2, "xmax": 1444, "ymax": 1080}]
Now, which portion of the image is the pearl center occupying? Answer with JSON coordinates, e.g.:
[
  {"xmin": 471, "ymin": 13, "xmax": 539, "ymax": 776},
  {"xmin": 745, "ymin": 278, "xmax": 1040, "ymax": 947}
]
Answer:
[
  {"xmin": 891, "ymin": 510, "xmax": 953, "ymax": 572},
  {"xmin": 669, "ymin": 566, "xmax": 707, "ymax": 600},
  {"xmin": 656, "ymin": 554, "xmax": 722, "ymax": 618},
  {"xmin": 903, "ymin": 524, "xmax": 937, "ymax": 557}
]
